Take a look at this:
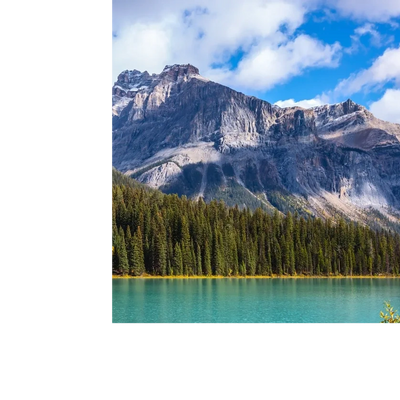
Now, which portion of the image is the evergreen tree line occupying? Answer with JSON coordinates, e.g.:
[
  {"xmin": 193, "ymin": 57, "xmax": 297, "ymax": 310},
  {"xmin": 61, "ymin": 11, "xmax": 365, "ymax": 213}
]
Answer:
[{"xmin": 112, "ymin": 183, "xmax": 400, "ymax": 277}]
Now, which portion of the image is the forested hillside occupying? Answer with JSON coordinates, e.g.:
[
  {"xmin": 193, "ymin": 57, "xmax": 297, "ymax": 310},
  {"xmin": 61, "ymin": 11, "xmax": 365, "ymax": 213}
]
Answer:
[{"xmin": 112, "ymin": 171, "xmax": 400, "ymax": 277}]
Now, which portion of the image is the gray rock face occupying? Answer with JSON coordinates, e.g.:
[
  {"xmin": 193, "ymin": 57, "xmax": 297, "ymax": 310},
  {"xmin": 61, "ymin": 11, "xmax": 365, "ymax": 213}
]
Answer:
[{"xmin": 112, "ymin": 64, "xmax": 400, "ymax": 228}]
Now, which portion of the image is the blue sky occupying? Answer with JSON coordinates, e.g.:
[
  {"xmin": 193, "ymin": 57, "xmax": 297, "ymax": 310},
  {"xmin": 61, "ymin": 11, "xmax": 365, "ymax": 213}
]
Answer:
[{"xmin": 113, "ymin": 0, "xmax": 400, "ymax": 123}]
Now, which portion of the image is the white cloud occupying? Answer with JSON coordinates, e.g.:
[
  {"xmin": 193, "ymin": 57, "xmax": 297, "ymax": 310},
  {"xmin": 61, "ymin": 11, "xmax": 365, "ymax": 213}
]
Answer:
[
  {"xmin": 345, "ymin": 23, "xmax": 394, "ymax": 55},
  {"xmin": 354, "ymin": 24, "xmax": 381, "ymax": 43},
  {"xmin": 274, "ymin": 95, "xmax": 329, "ymax": 109},
  {"xmin": 353, "ymin": 23, "xmax": 386, "ymax": 47},
  {"xmin": 112, "ymin": 0, "xmax": 400, "ymax": 91},
  {"xmin": 328, "ymin": 0, "xmax": 400, "ymax": 22},
  {"xmin": 112, "ymin": 0, "xmax": 341, "ymax": 91},
  {"xmin": 369, "ymin": 89, "xmax": 400, "ymax": 124},
  {"xmin": 113, "ymin": 19, "xmax": 175, "ymax": 78},
  {"xmin": 209, "ymin": 35, "xmax": 341, "ymax": 91},
  {"xmin": 334, "ymin": 46, "xmax": 400, "ymax": 97}
]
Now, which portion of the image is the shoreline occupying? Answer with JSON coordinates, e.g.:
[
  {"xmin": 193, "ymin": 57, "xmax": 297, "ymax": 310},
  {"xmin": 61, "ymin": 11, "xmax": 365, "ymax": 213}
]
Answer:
[{"xmin": 112, "ymin": 274, "xmax": 399, "ymax": 279}]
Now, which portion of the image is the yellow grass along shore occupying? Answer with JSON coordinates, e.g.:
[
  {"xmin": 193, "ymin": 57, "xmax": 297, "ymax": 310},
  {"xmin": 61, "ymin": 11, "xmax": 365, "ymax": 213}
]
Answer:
[{"xmin": 112, "ymin": 274, "xmax": 399, "ymax": 279}]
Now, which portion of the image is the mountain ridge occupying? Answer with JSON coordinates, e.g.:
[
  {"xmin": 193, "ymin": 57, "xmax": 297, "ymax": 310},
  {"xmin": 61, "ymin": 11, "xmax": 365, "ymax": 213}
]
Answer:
[{"xmin": 112, "ymin": 64, "xmax": 400, "ymax": 230}]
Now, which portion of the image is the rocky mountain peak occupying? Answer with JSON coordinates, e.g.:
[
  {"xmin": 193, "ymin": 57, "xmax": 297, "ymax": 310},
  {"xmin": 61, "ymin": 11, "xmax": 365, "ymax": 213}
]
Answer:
[
  {"xmin": 310, "ymin": 98, "xmax": 372, "ymax": 133},
  {"xmin": 113, "ymin": 64, "xmax": 205, "ymax": 95},
  {"xmin": 312, "ymin": 98, "xmax": 364, "ymax": 114},
  {"xmin": 162, "ymin": 64, "xmax": 200, "ymax": 76},
  {"xmin": 158, "ymin": 64, "xmax": 207, "ymax": 85},
  {"xmin": 342, "ymin": 98, "xmax": 361, "ymax": 114},
  {"xmin": 112, "ymin": 64, "xmax": 210, "ymax": 117}
]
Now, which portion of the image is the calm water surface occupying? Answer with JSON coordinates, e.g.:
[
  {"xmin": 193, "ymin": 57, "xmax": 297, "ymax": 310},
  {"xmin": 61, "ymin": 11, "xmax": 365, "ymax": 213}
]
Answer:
[{"xmin": 112, "ymin": 278, "xmax": 400, "ymax": 323}]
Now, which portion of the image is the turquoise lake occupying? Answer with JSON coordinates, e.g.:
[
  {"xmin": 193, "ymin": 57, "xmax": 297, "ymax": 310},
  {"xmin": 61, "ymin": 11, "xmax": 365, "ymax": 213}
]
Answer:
[{"xmin": 112, "ymin": 278, "xmax": 400, "ymax": 323}]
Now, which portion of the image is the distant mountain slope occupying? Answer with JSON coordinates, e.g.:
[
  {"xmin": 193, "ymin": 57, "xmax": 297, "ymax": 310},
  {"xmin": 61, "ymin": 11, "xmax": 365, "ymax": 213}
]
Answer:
[{"xmin": 112, "ymin": 64, "xmax": 400, "ymax": 230}]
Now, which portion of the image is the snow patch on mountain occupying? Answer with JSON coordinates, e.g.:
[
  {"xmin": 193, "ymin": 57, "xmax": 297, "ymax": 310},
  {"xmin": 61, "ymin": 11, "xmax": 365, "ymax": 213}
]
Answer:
[{"xmin": 112, "ymin": 95, "xmax": 131, "ymax": 116}]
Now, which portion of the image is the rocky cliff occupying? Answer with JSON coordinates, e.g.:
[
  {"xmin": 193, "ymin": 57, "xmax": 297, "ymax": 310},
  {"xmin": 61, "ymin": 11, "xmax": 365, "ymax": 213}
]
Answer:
[{"xmin": 112, "ymin": 64, "xmax": 400, "ymax": 229}]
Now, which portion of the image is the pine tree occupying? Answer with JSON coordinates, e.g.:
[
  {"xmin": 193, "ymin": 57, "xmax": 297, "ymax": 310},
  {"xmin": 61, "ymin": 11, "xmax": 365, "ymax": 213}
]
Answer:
[
  {"xmin": 324, "ymin": 240, "xmax": 331, "ymax": 276},
  {"xmin": 144, "ymin": 234, "xmax": 150, "ymax": 274},
  {"xmin": 214, "ymin": 229, "xmax": 225, "ymax": 276},
  {"xmin": 348, "ymin": 248, "xmax": 355, "ymax": 276},
  {"xmin": 112, "ymin": 223, "xmax": 119, "ymax": 274},
  {"xmin": 167, "ymin": 260, "xmax": 172, "ymax": 276},
  {"xmin": 203, "ymin": 240, "xmax": 212, "ymax": 276},
  {"xmin": 117, "ymin": 227, "xmax": 129, "ymax": 275},
  {"xmin": 156, "ymin": 233, "xmax": 167, "ymax": 276},
  {"xmin": 388, "ymin": 237, "xmax": 395, "ymax": 275},
  {"xmin": 190, "ymin": 245, "xmax": 196, "ymax": 276},
  {"xmin": 125, "ymin": 224, "xmax": 132, "ymax": 244},
  {"xmin": 181, "ymin": 216, "xmax": 193, "ymax": 275},
  {"xmin": 302, "ymin": 247, "xmax": 309, "ymax": 275},
  {"xmin": 272, "ymin": 237, "xmax": 282, "ymax": 275},
  {"xmin": 225, "ymin": 225, "xmax": 238, "ymax": 276},
  {"xmin": 172, "ymin": 242, "xmax": 183, "ymax": 276},
  {"xmin": 196, "ymin": 244, "xmax": 203, "ymax": 276},
  {"xmin": 289, "ymin": 243, "xmax": 295, "ymax": 276},
  {"xmin": 246, "ymin": 239, "xmax": 257, "ymax": 276},
  {"xmin": 343, "ymin": 250, "xmax": 349, "ymax": 276},
  {"xmin": 257, "ymin": 233, "xmax": 266, "ymax": 275},
  {"xmin": 317, "ymin": 247, "xmax": 324, "ymax": 276},
  {"xmin": 265, "ymin": 238, "xmax": 272, "ymax": 276},
  {"xmin": 131, "ymin": 226, "xmax": 145, "ymax": 276},
  {"xmin": 239, "ymin": 261, "xmax": 246, "ymax": 276},
  {"xmin": 126, "ymin": 226, "xmax": 134, "ymax": 272},
  {"xmin": 167, "ymin": 238, "xmax": 174, "ymax": 276},
  {"xmin": 282, "ymin": 236, "xmax": 291, "ymax": 275},
  {"xmin": 307, "ymin": 244, "xmax": 314, "ymax": 275}
]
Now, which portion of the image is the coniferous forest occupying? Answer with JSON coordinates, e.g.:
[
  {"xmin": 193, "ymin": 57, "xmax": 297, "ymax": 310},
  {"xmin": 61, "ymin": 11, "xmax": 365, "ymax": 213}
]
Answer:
[{"xmin": 112, "ymin": 169, "xmax": 400, "ymax": 277}]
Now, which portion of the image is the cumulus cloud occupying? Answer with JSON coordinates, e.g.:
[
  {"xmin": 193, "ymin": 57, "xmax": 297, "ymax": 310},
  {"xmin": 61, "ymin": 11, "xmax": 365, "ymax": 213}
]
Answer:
[
  {"xmin": 113, "ymin": 0, "xmax": 400, "ymax": 93},
  {"xmin": 209, "ymin": 35, "xmax": 341, "ymax": 91},
  {"xmin": 369, "ymin": 89, "xmax": 400, "ymax": 124},
  {"xmin": 112, "ymin": 0, "xmax": 341, "ymax": 91},
  {"xmin": 334, "ymin": 46, "xmax": 400, "ymax": 97},
  {"xmin": 274, "ymin": 95, "xmax": 330, "ymax": 108},
  {"xmin": 113, "ymin": 19, "xmax": 175, "ymax": 76},
  {"xmin": 327, "ymin": 0, "xmax": 400, "ymax": 22}
]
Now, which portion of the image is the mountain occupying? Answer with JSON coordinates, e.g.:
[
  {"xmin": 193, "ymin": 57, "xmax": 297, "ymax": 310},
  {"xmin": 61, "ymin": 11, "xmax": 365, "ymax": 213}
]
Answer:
[{"xmin": 112, "ymin": 64, "xmax": 400, "ymax": 229}]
